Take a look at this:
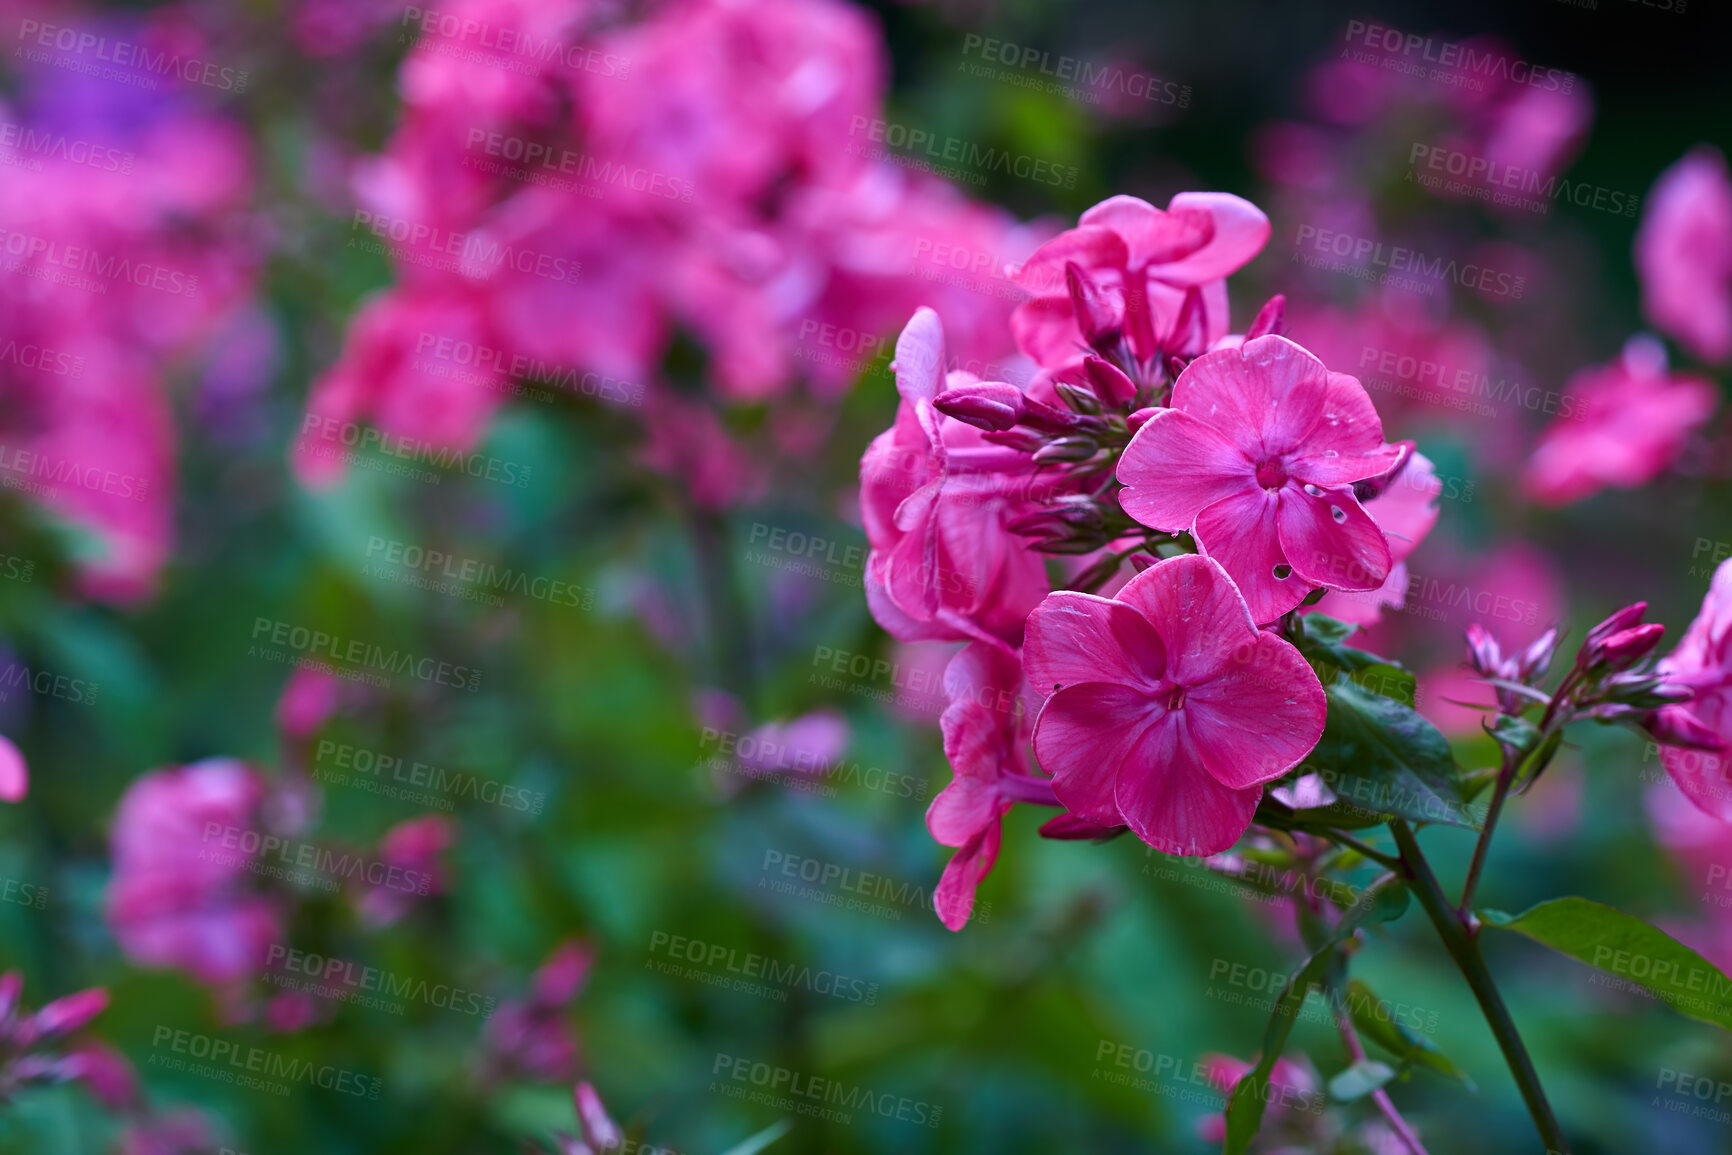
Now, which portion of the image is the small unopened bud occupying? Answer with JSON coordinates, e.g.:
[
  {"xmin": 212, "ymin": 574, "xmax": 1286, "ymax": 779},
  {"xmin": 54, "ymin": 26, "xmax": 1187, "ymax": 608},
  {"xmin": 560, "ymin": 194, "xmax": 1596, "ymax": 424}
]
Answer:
[
  {"xmin": 1516, "ymin": 627, "xmax": 1560, "ymax": 681},
  {"xmin": 1065, "ymin": 261, "xmax": 1123, "ymax": 348},
  {"xmin": 1053, "ymin": 380, "xmax": 1103, "ymax": 415},
  {"xmin": 1080, "ymin": 355, "xmax": 1138, "ymax": 406},
  {"xmin": 1032, "ymin": 436, "xmax": 1101, "ymax": 464},
  {"xmin": 25, "ymin": 988, "xmax": 107, "ymax": 1043},
  {"xmin": 1127, "ymin": 553, "xmax": 1158, "ymax": 573},
  {"xmin": 934, "ymin": 382, "xmax": 1026, "ymax": 431},
  {"xmin": 1597, "ymin": 623, "xmax": 1665, "ymax": 671},
  {"xmin": 1464, "ymin": 623, "xmax": 1505, "ymax": 678},
  {"xmin": 1245, "ymin": 294, "xmax": 1287, "ymax": 340},
  {"xmin": 1579, "ymin": 603, "xmax": 1649, "ymax": 667},
  {"xmin": 982, "ymin": 428, "xmax": 1045, "ymax": 452},
  {"xmin": 1020, "ymin": 396, "xmax": 1091, "ymax": 433},
  {"xmin": 1127, "ymin": 406, "xmax": 1159, "ymax": 432}
]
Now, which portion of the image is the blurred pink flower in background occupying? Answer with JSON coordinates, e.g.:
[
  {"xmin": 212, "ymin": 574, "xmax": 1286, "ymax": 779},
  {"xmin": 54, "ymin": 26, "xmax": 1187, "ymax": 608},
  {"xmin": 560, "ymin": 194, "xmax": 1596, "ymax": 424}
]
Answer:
[
  {"xmin": 481, "ymin": 939, "xmax": 593, "ymax": 1085},
  {"xmin": 1637, "ymin": 146, "xmax": 1732, "ymax": 365},
  {"xmin": 1523, "ymin": 335, "xmax": 1716, "ymax": 505},
  {"xmin": 0, "ymin": 735, "xmax": 26, "ymax": 802},
  {"xmin": 105, "ymin": 760, "xmax": 283, "ymax": 986},
  {"xmin": 356, "ymin": 814, "xmax": 456, "ymax": 927}
]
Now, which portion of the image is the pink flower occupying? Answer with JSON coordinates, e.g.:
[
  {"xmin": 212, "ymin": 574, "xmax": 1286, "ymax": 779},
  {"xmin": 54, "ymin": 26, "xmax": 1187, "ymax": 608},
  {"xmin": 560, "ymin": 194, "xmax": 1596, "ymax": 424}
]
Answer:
[
  {"xmin": 356, "ymin": 815, "xmax": 455, "ymax": 927},
  {"xmin": 0, "ymin": 735, "xmax": 26, "ymax": 802},
  {"xmin": 481, "ymin": 940, "xmax": 593, "ymax": 1084},
  {"xmin": 105, "ymin": 760, "xmax": 283, "ymax": 986},
  {"xmin": 1196, "ymin": 1053, "xmax": 1318, "ymax": 1145},
  {"xmin": 1636, "ymin": 146, "xmax": 1732, "ymax": 364},
  {"xmin": 861, "ymin": 308, "xmax": 1049, "ymax": 645},
  {"xmin": 1117, "ymin": 335, "xmax": 1403, "ymax": 624},
  {"xmin": 1010, "ymin": 193, "xmax": 1270, "ymax": 369},
  {"xmin": 1023, "ymin": 555, "xmax": 1326, "ymax": 855},
  {"xmin": 1652, "ymin": 559, "xmax": 1732, "ymax": 821},
  {"xmin": 926, "ymin": 642, "xmax": 1050, "ymax": 930},
  {"xmin": 1522, "ymin": 336, "xmax": 1716, "ymax": 506},
  {"xmin": 274, "ymin": 668, "xmax": 343, "ymax": 741}
]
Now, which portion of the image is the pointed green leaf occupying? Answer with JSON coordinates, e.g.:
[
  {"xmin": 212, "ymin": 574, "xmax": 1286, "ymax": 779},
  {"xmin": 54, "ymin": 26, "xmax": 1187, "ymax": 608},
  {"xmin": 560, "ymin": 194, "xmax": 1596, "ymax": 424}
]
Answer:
[
  {"xmin": 1480, "ymin": 897, "xmax": 1732, "ymax": 1030},
  {"xmin": 718, "ymin": 1119, "xmax": 794, "ymax": 1155},
  {"xmin": 1303, "ymin": 680, "xmax": 1481, "ymax": 830},
  {"xmin": 1341, "ymin": 979, "xmax": 1473, "ymax": 1089},
  {"xmin": 1328, "ymin": 1059, "xmax": 1396, "ymax": 1102}
]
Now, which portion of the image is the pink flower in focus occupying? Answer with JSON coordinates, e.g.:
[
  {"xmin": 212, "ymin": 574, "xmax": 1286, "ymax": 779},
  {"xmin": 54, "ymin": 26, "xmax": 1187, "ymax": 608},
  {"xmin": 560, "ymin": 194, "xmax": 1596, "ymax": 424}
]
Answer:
[
  {"xmin": 860, "ymin": 308, "xmax": 1048, "ymax": 645},
  {"xmin": 1522, "ymin": 336, "xmax": 1717, "ymax": 506},
  {"xmin": 105, "ymin": 760, "xmax": 283, "ymax": 986},
  {"xmin": 1023, "ymin": 555, "xmax": 1326, "ymax": 855},
  {"xmin": 0, "ymin": 735, "xmax": 25, "ymax": 802},
  {"xmin": 1636, "ymin": 147, "xmax": 1732, "ymax": 364},
  {"xmin": 1010, "ymin": 193, "xmax": 1270, "ymax": 369},
  {"xmin": 1652, "ymin": 559, "xmax": 1732, "ymax": 821},
  {"xmin": 1117, "ymin": 335, "xmax": 1402, "ymax": 624},
  {"xmin": 356, "ymin": 814, "xmax": 455, "ymax": 927},
  {"xmin": 927, "ymin": 642, "xmax": 1047, "ymax": 930}
]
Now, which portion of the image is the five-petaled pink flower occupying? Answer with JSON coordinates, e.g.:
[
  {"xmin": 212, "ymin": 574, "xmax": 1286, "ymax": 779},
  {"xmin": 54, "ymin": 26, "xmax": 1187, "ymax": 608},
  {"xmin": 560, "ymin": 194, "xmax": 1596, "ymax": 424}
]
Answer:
[
  {"xmin": 1117, "ymin": 335, "xmax": 1402, "ymax": 624},
  {"xmin": 927, "ymin": 641, "xmax": 1052, "ymax": 930},
  {"xmin": 1023, "ymin": 555, "xmax": 1325, "ymax": 855},
  {"xmin": 1010, "ymin": 193, "xmax": 1270, "ymax": 369}
]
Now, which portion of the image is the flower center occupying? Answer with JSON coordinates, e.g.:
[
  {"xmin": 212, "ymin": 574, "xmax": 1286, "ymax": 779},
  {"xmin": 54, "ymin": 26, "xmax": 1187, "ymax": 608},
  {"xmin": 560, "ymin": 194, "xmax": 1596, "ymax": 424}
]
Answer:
[
  {"xmin": 1255, "ymin": 458, "xmax": 1286, "ymax": 490},
  {"xmin": 1166, "ymin": 685, "xmax": 1186, "ymax": 711}
]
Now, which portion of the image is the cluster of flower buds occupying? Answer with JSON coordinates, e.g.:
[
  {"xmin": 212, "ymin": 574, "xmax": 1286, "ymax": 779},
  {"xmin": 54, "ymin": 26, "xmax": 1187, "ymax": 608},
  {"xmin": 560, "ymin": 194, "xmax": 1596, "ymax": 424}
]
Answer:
[
  {"xmin": 1466, "ymin": 604, "xmax": 1704, "ymax": 742},
  {"xmin": 0, "ymin": 973, "xmax": 110, "ymax": 1103}
]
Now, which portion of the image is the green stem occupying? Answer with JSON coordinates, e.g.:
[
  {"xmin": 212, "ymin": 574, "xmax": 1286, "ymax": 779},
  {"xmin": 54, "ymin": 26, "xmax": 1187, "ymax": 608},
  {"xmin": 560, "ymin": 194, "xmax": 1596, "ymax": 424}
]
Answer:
[
  {"xmin": 1388, "ymin": 821, "xmax": 1570, "ymax": 1154},
  {"xmin": 1456, "ymin": 746, "xmax": 1516, "ymax": 918}
]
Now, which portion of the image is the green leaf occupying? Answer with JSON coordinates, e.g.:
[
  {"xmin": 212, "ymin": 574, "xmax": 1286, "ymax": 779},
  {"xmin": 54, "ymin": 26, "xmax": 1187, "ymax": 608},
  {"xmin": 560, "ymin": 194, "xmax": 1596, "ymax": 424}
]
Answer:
[
  {"xmin": 1302, "ymin": 680, "xmax": 1481, "ymax": 830},
  {"xmin": 1486, "ymin": 713, "xmax": 1541, "ymax": 756},
  {"xmin": 1224, "ymin": 876, "xmax": 1409, "ymax": 1153},
  {"xmin": 1295, "ymin": 614, "xmax": 1418, "ymax": 706},
  {"xmin": 1480, "ymin": 897, "xmax": 1732, "ymax": 1030},
  {"xmin": 1328, "ymin": 1059, "xmax": 1395, "ymax": 1102},
  {"xmin": 718, "ymin": 1119, "xmax": 794, "ymax": 1155},
  {"xmin": 1341, "ymin": 979, "xmax": 1474, "ymax": 1089}
]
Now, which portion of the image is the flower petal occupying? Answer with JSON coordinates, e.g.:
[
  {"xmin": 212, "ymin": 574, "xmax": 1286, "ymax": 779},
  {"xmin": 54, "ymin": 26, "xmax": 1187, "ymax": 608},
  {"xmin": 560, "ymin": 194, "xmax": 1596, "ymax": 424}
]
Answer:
[
  {"xmin": 1157, "ymin": 192, "xmax": 1272, "ymax": 284},
  {"xmin": 1192, "ymin": 488, "xmax": 1308, "ymax": 625},
  {"xmin": 1011, "ymin": 225, "xmax": 1129, "ymax": 300},
  {"xmin": 1115, "ymin": 554, "xmax": 1260, "ymax": 684},
  {"xmin": 1185, "ymin": 633, "xmax": 1326, "ymax": 789},
  {"xmin": 1277, "ymin": 486, "xmax": 1392, "ymax": 593},
  {"xmin": 1032, "ymin": 683, "xmax": 1161, "ymax": 826},
  {"xmin": 1114, "ymin": 713, "xmax": 1263, "ymax": 856},
  {"xmin": 934, "ymin": 822, "xmax": 1001, "ymax": 931},
  {"xmin": 1283, "ymin": 370, "xmax": 1399, "ymax": 483},
  {"xmin": 892, "ymin": 307, "xmax": 948, "ymax": 405},
  {"xmin": 1170, "ymin": 336, "xmax": 1328, "ymax": 461},
  {"xmin": 1082, "ymin": 196, "xmax": 1214, "ymax": 267},
  {"xmin": 1025, "ymin": 592, "xmax": 1167, "ymax": 696},
  {"xmin": 1117, "ymin": 410, "xmax": 1255, "ymax": 532}
]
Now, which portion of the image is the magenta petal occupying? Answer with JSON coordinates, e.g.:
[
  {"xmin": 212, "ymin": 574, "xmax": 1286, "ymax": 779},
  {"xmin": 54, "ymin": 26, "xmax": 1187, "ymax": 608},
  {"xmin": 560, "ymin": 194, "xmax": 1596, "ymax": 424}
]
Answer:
[
  {"xmin": 1283, "ymin": 370, "xmax": 1398, "ymax": 482},
  {"xmin": 1113, "ymin": 714, "xmax": 1263, "ymax": 856},
  {"xmin": 934, "ymin": 822, "xmax": 1001, "ymax": 931},
  {"xmin": 1158, "ymin": 192, "xmax": 1272, "ymax": 284},
  {"xmin": 1185, "ymin": 634, "xmax": 1326, "ymax": 789},
  {"xmin": 1082, "ymin": 196, "xmax": 1214, "ymax": 267},
  {"xmin": 1013, "ymin": 225, "xmax": 1130, "ymax": 299},
  {"xmin": 892, "ymin": 308, "xmax": 948, "ymax": 405},
  {"xmin": 1115, "ymin": 555, "xmax": 1261, "ymax": 683},
  {"xmin": 1277, "ymin": 487, "xmax": 1392, "ymax": 593},
  {"xmin": 1033, "ymin": 683, "xmax": 1161, "ymax": 826},
  {"xmin": 0, "ymin": 736, "xmax": 25, "ymax": 802},
  {"xmin": 1117, "ymin": 411, "xmax": 1255, "ymax": 532},
  {"xmin": 1192, "ymin": 489, "xmax": 1307, "ymax": 625},
  {"xmin": 1024, "ymin": 592, "xmax": 1167, "ymax": 695},
  {"xmin": 1169, "ymin": 337, "xmax": 1324, "ymax": 459}
]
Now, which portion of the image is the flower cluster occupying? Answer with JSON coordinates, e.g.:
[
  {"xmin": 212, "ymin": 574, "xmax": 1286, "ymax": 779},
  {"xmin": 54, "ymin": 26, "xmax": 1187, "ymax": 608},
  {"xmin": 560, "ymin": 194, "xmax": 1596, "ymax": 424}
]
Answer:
[
  {"xmin": 860, "ymin": 191, "xmax": 1458, "ymax": 924},
  {"xmin": 298, "ymin": 0, "xmax": 1046, "ymax": 507}
]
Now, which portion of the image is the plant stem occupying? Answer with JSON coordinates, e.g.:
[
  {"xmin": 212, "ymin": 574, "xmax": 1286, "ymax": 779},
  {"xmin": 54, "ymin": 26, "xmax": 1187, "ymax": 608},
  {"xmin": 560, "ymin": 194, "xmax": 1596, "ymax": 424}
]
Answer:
[
  {"xmin": 1332, "ymin": 1003, "xmax": 1430, "ymax": 1155},
  {"xmin": 1456, "ymin": 746, "xmax": 1515, "ymax": 919},
  {"xmin": 1388, "ymin": 821, "xmax": 1570, "ymax": 1154}
]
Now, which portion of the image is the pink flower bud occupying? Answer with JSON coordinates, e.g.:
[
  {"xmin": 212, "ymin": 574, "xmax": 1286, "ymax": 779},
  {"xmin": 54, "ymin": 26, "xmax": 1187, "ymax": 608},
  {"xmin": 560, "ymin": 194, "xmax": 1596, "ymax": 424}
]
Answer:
[
  {"xmin": 1647, "ymin": 704, "xmax": 1724, "ymax": 750},
  {"xmin": 0, "ymin": 735, "xmax": 26, "ymax": 803},
  {"xmin": 1037, "ymin": 813, "xmax": 1125, "ymax": 840},
  {"xmin": 1464, "ymin": 623, "xmax": 1505, "ymax": 677},
  {"xmin": 574, "ymin": 1083, "xmax": 622, "ymax": 1148},
  {"xmin": 1080, "ymin": 355, "xmax": 1138, "ymax": 407},
  {"xmin": 1581, "ymin": 602, "xmax": 1649, "ymax": 663},
  {"xmin": 1127, "ymin": 406, "xmax": 1158, "ymax": 432},
  {"xmin": 28, "ymin": 988, "xmax": 108, "ymax": 1041},
  {"xmin": 1599, "ymin": 623, "xmax": 1665, "ymax": 670},
  {"xmin": 934, "ymin": 382, "xmax": 1026, "ymax": 431}
]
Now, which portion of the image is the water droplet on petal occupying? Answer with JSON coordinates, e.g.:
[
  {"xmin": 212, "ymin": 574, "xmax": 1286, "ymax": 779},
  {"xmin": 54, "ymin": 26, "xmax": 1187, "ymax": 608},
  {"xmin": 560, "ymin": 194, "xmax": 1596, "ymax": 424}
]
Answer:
[
  {"xmin": 1331, "ymin": 506, "xmax": 1348, "ymax": 524},
  {"xmin": 1272, "ymin": 564, "xmax": 1293, "ymax": 580},
  {"xmin": 1303, "ymin": 483, "xmax": 1323, "ymax": 497}
]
